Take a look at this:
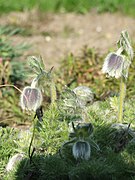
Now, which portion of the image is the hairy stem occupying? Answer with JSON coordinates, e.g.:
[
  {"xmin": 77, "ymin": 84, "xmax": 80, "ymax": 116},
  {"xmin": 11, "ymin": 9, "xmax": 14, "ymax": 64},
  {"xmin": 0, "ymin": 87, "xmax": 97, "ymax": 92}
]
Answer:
[
  {"xmin": 82, "ymin": 108, "xmax": 89, "ymax": 123},
  {"xmin": 0, "ymin": 84, "xmax": 22, "ymax": 94},
  {"xmin": 118, "ymin": 76, "xmax": 126, "ymax": 123},
  {"xmin": 50, "ymin": 80, "xmax": 57, "ymax": 104},
  {"xmin": 28, "ymin": 117, "xmax": 36, "ymax": 164}
]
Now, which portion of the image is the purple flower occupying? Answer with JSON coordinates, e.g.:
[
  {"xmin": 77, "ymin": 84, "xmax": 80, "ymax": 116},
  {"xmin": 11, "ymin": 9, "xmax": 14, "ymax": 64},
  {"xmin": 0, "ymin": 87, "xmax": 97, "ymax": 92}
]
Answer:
[
  {"xmin": 72, "ymin": 140, "xmax": 91, "ymax": 160},
  {"xmin": 102, "ymin": 52, "xmax": 130, "ymax": 79},
  {"xmin": 20, "ymin": 86, "xmax": 43, "ymax": 111}
]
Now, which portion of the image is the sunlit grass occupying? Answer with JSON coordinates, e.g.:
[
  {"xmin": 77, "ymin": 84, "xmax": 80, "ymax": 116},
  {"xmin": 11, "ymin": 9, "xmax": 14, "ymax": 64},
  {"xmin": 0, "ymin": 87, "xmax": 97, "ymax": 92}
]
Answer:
[{"xmin": 0, "ymin": 0, "xmax": 135, "ymax": 17}]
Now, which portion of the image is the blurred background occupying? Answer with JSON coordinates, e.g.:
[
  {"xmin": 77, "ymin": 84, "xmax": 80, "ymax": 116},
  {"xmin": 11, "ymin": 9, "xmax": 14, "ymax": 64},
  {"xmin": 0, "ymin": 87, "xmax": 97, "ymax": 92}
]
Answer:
[
  {"xmin": 0, "ymin": 0, "xmax": 135, "ymax": 67},
  {"xmin": 0, "ymin": 0, "xmax": 135, "ymax": 126}
]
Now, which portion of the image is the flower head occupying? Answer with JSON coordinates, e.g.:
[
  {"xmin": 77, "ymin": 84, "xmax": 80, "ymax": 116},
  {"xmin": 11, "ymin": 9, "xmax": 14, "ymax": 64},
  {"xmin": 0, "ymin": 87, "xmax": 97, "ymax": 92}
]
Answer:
[
  {"xmin": 102, "ymin": 31, "xmax": 134, "ymax": 79},
  {"xmin": 20, "ymin": 86, "xmax": 43, "ymax": 111},
  {"xmin": 73, "ymin": 86, "xmax": 94, "ymax": 106},
  {"xmin": 102, "ymin": 51, "xmax": 130, "ymax": 79},
  {"xmin": 72, "ymin": 140, "xmax": 91, "ymax": 160}
]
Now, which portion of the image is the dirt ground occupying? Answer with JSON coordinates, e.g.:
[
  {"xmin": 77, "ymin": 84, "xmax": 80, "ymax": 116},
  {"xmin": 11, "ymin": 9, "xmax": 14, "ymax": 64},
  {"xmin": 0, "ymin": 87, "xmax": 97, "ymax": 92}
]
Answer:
[{"xmin": 0, "ymin": 10, "xmax": 135, "ymax": 69}]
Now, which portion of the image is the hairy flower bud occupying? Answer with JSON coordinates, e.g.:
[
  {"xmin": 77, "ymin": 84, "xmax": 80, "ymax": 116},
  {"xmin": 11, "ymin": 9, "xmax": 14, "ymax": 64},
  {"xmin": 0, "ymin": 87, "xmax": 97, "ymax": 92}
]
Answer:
[
  {"xmin": 20, "ymin": 86, "xmax": 43, "ymax": 111},
  {"xmin": 118, "ymin": 30, "xmax": 134, "ymax": 60},
  {"xmin": 72, "ymin": 140, "xmax": 91, "ymax": 160},
  {"xmin": 73, "ymin": 86, "xmax": 94, "ymax": 106}
]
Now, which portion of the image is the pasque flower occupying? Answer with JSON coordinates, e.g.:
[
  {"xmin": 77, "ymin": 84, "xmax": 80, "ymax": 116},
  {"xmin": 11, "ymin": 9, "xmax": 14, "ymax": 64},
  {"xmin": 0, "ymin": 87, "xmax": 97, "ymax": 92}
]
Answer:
[
  {"xmin": 20, "ymin": 78, "xmax": 43, "ymax": 111},
  {"xmin": 102, "ymin": 48, "xmax": 130, "ymax": 79},
  {"xmin": 72, "ymin": 140, "xmax": 91, "ymax": 160},
  {"xmin": 102, "ymin": 30, "xmax": 134, "ymax": 123}
]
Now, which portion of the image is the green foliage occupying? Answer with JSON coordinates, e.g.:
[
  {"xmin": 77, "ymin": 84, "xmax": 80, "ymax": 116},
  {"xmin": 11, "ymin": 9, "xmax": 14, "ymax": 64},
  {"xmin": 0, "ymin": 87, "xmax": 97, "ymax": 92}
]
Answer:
[
  {"xmin": 14, "ymin": 130, "xmax": 32, "ymax": 154},
  {"xmin": 35, "ymin": 105, "xmax": 69, "ymax": 155},
  {"xmin": 0, "ymin": 24, "xmax": 29, "ymax": 85},
  {"xmin": 0, "ymin": 25, "xmax": 24, "ymax": 36},
  {"xmin": 0, "ymin": 29, "xmax": 135, "ymax": 180},
  {"xmin": 56, "ymin": 46, "xmax": 135, "ymax": 98},
  {"xmin": 56, "ymin": 48, "xmax": 105, "ymax": 96},
  {"xmin": 0, "ymin": 35, "xmax": 28, "ymax": 62},
  {"xmin": 0, "ymin": 25, "xmax": 32, "ymax": 37},
  {"xmin": 28, "ymin": 56, "xmax": 57, "ymax": 104},
  {"xmin": 0, "ymin": 0, "xmax": 135, "ymax": 17},
  {"xmin": 0, "ymin": 24, "xmax": 30, "ymax": 125},
  {"xmin": 57, "ymin": 87, "xmax": 82, "ymax": 119},
  {"xmin": 5, "ymin": 155, "xmax": 70, "ymax": 180},
  {"xmin": 10, "ymin": 61, "xmax": 26, "ymax": 84},
  {"xmin": 0, "ymin": 127, "xmax": 18, "ymax": 178},
  {"xmin": 0, "ymin": 88, "xmax": 32, "ymax": 125},
  {"xmin": 0, "ymin": 31, "xmax": 28, "ymax": 85},
  {"xmin": 2, "ymin": 99, "xmax": 135, "ymax": 179},
  {"xmin": 68, "ymin": 159, "xmax": 115, "ymax": 180}
]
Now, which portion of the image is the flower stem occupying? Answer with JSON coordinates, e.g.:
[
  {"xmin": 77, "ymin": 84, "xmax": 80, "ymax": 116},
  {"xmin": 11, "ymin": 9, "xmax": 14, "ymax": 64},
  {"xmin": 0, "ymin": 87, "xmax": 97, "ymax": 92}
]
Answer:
[
  {"xmin": 116, "ymin": 47, "xmax": 123, "ymax": 55},
  {"xmin": 82, "ymin": 108, "xmax": 89, "ymax": 123},
  {"xmin": 118, "ymin": 76, "xmax": 126, "ymax": 123},
  {"xmin": 0, "ymin": 84, "xmax": 22, "ymax": 94},
  {"xmin": 50, "ymin": 80, "xmax": 57, "ymax": 104},
  {"xmin": 28, "ymin": 117, "xmax": 36, "ymax": 164}
]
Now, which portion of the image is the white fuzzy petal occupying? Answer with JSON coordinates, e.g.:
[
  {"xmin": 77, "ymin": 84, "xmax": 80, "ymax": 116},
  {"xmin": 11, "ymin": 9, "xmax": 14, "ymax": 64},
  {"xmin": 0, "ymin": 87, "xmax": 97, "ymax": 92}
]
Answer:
[{"xmin": 72, "ymin": 141, "xmax": 91, "ymax": 160}]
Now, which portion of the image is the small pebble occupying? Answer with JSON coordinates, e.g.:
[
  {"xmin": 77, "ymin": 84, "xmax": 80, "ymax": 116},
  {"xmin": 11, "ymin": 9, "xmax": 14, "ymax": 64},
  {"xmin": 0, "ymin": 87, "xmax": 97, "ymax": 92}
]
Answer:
[{"xmin": 45, "ymin": 36, "xmax": 51, "ymax": 42}]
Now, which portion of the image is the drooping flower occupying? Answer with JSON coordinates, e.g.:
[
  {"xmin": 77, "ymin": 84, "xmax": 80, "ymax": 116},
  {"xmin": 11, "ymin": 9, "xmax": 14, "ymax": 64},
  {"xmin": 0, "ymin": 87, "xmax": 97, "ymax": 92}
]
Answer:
[
  {"xmin": 102, "ymin": 50, "xmax": 130, "ymax": 79},
  {"xmin": 20, "ymin": 87, "xmax": 42, "ymax": 111},
  {"xmin": 102, "ymin": 31, "xmax": 134, "ymax": 79},
  {"xmin": 20, "ymin": 79, "xmax": 43, "ymax": 111},
  {"xmin": 20, "ymin": 86, "xmax": 43, "ymax": 111},
  {"xmin": 72, "ymin": 140, "xmax": 91, "ymax": 160}
]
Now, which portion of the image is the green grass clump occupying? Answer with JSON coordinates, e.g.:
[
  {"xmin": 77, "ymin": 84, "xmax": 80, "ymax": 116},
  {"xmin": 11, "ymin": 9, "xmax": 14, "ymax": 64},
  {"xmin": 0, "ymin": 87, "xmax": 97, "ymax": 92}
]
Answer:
[
  {"xmin": 2, "ymin": 99, "xmax": 135, "ymax": 180},
  {"xmin": 35, "ymin": 105, "xmax": 69, "ymax": 155},
  {"xmin": 0, "ymin": 0, "xmax": 135, "ymax": 17},
  {"xmin": 0, "ymin": 25, "xmax": 30, "ymax": 125},
  {"xmin": 0, "ymin": 26, "xmax": 29, "ymax": 85},
  {"xmin": 1, "ymin": 37, "xmax": 135, "ymax": 179},
  {"xmin": 0, "ymin": 127, "xmax": 18, "ymax": 178},
  {"xmin": 6, "ymin": 149, "xmax": 135, "ymax": 179},
  {"xmin": 0, "ymin": 25, "xmax": 33, "ymax": 37},
  {"xmin": 5, "ymin": 155, "xmax": 70, "ymax": 180}
]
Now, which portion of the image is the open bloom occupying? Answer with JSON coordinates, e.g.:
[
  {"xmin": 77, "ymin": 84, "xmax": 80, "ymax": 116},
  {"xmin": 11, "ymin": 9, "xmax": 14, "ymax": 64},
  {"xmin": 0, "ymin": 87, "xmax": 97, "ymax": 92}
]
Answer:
[
  {"xmin": 72, "ymin": 140, "xmax": 91, "ymax": 160},
  {"xmin": 102, "ymin": 52, "xmax": 130, "ymax": 79},
  {"xmin": 20, "ymin": 86, "xmax": 43, "ymax": 111}
]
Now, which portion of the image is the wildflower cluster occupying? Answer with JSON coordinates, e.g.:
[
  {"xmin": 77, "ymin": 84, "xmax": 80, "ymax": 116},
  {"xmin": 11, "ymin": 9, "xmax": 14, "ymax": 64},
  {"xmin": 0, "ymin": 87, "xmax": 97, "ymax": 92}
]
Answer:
[
  {"xmin": 102, "ymin": 30, "xmax": 134, "ymax": 123},
  {"xmin": 4, "ymin": 30, "xmax": 133, "ymax": 172}
]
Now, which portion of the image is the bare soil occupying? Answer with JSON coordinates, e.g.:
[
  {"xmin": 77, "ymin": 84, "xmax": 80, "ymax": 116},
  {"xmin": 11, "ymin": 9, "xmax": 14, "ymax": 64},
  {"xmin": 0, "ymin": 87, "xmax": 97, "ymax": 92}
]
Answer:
[{"xmin": 0, "ymin": 10, "xmax": 135, "ymax": 69}]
